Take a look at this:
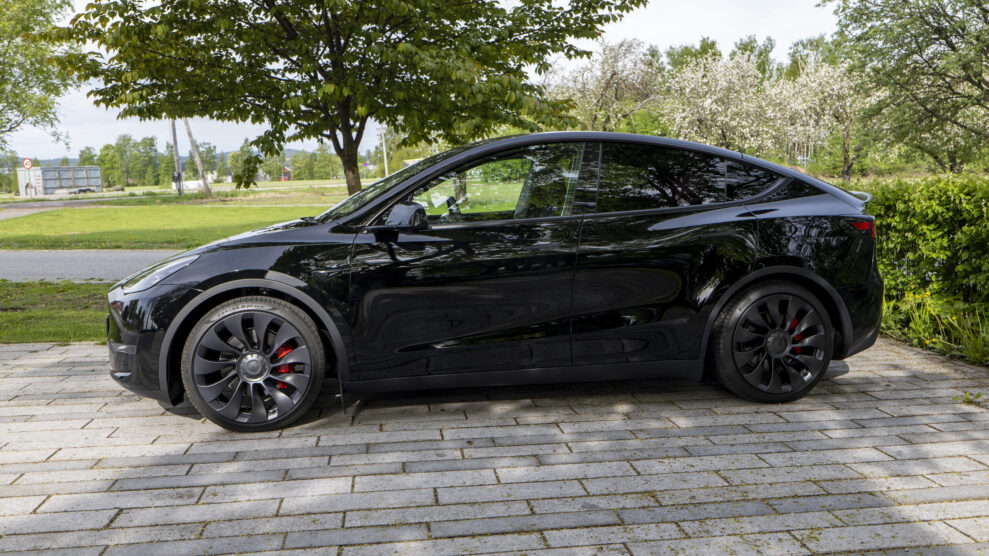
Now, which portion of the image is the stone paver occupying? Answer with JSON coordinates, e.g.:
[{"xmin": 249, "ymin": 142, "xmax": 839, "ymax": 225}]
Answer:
[{"xmin": 0, "ymin": 338, "xmax": 988, "ymax": 554}]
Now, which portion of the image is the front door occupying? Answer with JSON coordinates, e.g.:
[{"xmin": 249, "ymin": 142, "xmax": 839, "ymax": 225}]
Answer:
[{"xmin": 348, "ymin": 142, "xmax": 593, "ymax": 381}]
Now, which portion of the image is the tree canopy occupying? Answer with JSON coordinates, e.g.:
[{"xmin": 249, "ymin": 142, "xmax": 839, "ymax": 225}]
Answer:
[
  {"xmin": 52, "ymin": 0, "xmax": 646, "ymax": 194},
  {"xmin": 0, "ymin": 0, "xmax": 74, "ymax": 147}
]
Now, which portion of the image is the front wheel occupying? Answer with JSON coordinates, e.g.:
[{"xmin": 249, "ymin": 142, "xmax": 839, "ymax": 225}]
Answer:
[
  {"xmin": 180, "ymin": 296, "xmax": 326, "ymax": 431},
  {"xmin": 711, "ymin": 281, "xmax": 834, "ymax": 403}
]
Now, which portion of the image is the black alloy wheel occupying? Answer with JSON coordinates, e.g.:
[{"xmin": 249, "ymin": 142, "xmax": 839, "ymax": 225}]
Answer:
[
  {"xmin": 181, "ymin": 296, "xmax": 326, "ymax": 431},
  {"xmin": 712, "ymin": 281, "xmax": 833, "ymax": 402}
]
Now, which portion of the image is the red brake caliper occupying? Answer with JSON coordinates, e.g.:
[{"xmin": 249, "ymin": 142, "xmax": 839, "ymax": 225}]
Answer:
[
  {"xmin": 789, "ymin": 318, "xmax": 803, "ymax": 354},
  {"xmin": 273, "ymin": 343, "xmax": 294, "ymax": 390}
]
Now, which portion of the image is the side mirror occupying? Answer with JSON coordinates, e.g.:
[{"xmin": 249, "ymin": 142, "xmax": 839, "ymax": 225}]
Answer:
[{"xmin": 381, "ymin": 201, "xmax": 427, "ymax": 231}]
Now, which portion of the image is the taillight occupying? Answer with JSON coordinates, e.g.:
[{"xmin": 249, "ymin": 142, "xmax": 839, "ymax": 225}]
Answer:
[{"xmin": 849, "ymin": 219, "xmax": 875, "ymax": 239}]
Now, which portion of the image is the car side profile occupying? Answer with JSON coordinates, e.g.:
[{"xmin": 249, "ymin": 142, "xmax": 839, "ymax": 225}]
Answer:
[{"xmin": 107, "ymin": 132, "xmax": 882, "ymax": 431}]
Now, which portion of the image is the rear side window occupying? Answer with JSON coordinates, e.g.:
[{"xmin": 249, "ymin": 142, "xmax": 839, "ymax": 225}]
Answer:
[
  {"xmin": 597, "ymin": 143, "xmax": 725, "ymax": 212},
  {"xmin": 725, "ymin": 161, "xmax": 783, "ymax": 201}
]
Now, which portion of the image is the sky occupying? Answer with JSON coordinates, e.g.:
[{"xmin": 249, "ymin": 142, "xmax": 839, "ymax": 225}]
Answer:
[{"xmin": 10, "ymin": 0, "xmax": 838, "ymax": 160}]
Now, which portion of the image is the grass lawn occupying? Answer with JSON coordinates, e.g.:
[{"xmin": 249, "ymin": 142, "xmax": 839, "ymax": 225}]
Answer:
[
  {"xmin": 0, "ymin": 205, "xmax": 324, "ymax": 249},
  {"xmin": 0, "ymin": 281, "xmax": 110, "ymax": 343},
  {"xmin": 99, "ymin": 187, "xmax": 348, "ymax": 207}
]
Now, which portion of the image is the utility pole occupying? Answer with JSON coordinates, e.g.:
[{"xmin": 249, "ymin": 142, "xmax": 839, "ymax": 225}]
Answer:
[
  {"xmin": 170, "ymin": 120, "xmax": 183, "ymax": 196},
  {"xmin": 381, "ymin": 127, "xmax": 389, "ymax": 177},
  {"xmin": 182, "ymin": 118, "xmax": 212, "ymax": 196}
]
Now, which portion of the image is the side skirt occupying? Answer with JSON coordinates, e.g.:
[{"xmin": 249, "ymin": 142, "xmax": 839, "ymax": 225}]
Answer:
[{"xmin": 342, "ymin": 359, "xmax": 704, "ymax": 394}]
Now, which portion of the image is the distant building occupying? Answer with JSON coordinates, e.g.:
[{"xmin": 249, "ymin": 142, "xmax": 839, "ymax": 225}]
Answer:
[{"xmin": 17, "ymin": 166, "xmax": 102, "ymax": 197}]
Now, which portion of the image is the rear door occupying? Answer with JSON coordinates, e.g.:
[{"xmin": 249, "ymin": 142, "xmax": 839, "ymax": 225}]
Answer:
[
  {"xmin": 571, "ymin": 142, "xmax": 764, "ymax": 367},
  {"xmin": 347, "ymin": 142, "xmax": 595, "ymax": 381}
]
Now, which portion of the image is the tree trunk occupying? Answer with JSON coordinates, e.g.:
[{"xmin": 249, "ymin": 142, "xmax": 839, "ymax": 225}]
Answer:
[
  {"xmin": 840, "ymin": 123, "xmax": 853, "ymax": 183},
  {"xmin": 339, "ymin": 137, "xmax": 362, "ymax": 195},
  {"xmin": 182, "ymin": 118, "xmax": 212, "ymax": 196},
  {"xmin": 170, "ymin": 120, "xmax": 183, "ymax": 195}
]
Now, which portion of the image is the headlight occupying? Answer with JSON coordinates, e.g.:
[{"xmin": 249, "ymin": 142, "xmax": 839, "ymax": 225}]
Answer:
[{"xmin": 121, "ymin": 255, "xmax": 199, "ymax": 293}]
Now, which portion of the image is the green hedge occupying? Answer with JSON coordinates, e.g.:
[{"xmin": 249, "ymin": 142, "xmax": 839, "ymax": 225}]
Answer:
[{"xmin": 855, "ymin": 174, "xmax": 989, "ymax": 303}]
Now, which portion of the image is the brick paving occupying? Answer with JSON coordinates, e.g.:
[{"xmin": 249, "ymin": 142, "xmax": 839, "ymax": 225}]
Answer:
[{"xmin": 1, "ymin": 338, "xmax": 988, "ymax": 554}]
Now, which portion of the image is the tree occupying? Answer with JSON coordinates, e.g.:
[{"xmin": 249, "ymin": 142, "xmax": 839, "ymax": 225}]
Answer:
[
  {"xmin": 130, "ymin": 137, "xmax": 159, "ymax": 187},
  {"xmin": 77, "ymin": 146, "xmax": 97, "ymax": 166},
  {"xmin": 59, "ymin": 156, "xmax": 69, "ymax": 166},
  {"xmin": 664, "ymin": 37, "xmax": 721, "ymax": 71},
  {"xmin": 729, "ymin": 35, "xmax": 777, "ymax": 79},
  {"xmin": 52, "ymin": 0, "xmax": 645, "ymax": 195},
  {"xmin": 158, "ymin": 143, "xmax": 175, "ymax": 187},
  {"xmin": 0, "ymin": 0, "xmax": 74, "ymax": 147},
  {"xmin": 260, "ymin": 151, "xmax": 285, "ymax": 182},
  {"xmin": 552, "ymin": 40, "xmax": 661, "ymax": 131},
  {"xmin": 289, "ymin": 151, "xmax": 317, "ymax": 181},
  {"xmin": 827, "ymin": 0, "xmax": 989, "ymax": 152},
  {"xmin": 97, "ymin": 144, "xmax": 120, "ymax": 187},
  {"xmin": 0, "ymin": 151, "xmax": 18, "ymax": 193},
  {"xmin": 663, "ymin": 53, "xmax": 771, "ymax": 153}
]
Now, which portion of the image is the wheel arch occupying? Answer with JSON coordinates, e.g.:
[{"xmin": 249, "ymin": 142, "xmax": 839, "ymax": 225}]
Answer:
[
  {"xmin": 157, "ymin": 274, "xmax": 349, "ymax": 406},
  {"xmin": 699, "ymin": 265, "xmax": 853, "ymax": 374}
]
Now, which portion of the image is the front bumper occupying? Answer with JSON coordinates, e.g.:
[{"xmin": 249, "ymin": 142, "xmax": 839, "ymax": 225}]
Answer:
[{"xmin": 107, "ymin": 282, "xmax": 199, "ymax": 405}]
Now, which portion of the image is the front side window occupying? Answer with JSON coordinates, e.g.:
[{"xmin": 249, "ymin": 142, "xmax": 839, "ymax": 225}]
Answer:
[
  {"xmin": 405, "ymin": 142, "xmax": 584, "ymax": 224},
  {"xmin": 597, "ymin": 143, "xmax": 725, "ymax": 212}
]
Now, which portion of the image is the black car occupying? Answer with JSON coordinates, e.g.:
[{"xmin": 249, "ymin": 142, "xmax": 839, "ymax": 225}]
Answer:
[{"xmin": 107, "ymin": 132, "xmax": 882, "ymax": 431}]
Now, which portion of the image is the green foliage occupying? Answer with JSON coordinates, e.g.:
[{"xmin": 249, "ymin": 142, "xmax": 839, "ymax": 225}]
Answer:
[
  {"xmin": 862, "ymin": 174, "xmax": 989, "ymax": 302},
  {"xmin": 882, "ymin": 292, "xmax": 989, "ymax": 367},
  {"xmin": 953, "ymin": 391, "xmax": 984, "ymax": 404},
  {"xmin": 664, "ymin": 37, "xmax": 721, "ymax": 71},
  {"xmin": 77, "ymin": 146, "xmax": 97, "ymax": 166},
  {"xmin": 51, "ymin": 0, "xmax": 645, "ymax": 194},
  {"xmin": 0, "ymin": 0, "xmax": 75, "ymax": 147},
  {"xmin": 828, "ymin": 0, "xmax": 989, "ymax": 169}
]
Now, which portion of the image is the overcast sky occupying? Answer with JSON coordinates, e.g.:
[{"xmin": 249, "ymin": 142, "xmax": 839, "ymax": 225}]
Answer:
[{"xmin": 11, "ymin": 0, "xmax": 837, "ymax": 159}]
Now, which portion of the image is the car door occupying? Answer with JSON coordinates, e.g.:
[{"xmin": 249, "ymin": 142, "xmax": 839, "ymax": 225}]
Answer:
[
  {"xmin": 347, "ymin": 142, "xmax": 595, "ymax": 381},
  {"xmin": 571, "ymin": 142, "xmax": 765, "ymax": 367}
]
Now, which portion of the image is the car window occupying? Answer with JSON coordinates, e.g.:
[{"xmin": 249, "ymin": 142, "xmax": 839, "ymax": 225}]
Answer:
[
  {"xmin": 725, "ymin": 161, "xmax": 783, "ymax": 201},
  {"xmin": 597, "ymin": 143, "xmax": 725, "ymax": 212},
  {"xmin": 406, "ymin": 142, "xmax": 584, "ymax": 224}
]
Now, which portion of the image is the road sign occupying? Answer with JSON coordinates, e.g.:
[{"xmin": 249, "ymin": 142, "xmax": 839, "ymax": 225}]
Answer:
[{"xmin": 22, "ymin": 158, "xmax": 32, "ymax": 170}]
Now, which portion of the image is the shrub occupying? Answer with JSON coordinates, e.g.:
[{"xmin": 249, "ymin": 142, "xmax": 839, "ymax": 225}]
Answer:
[{"xmin": 855, "ymin": 174, "xmax": 989, "ymax": 303}]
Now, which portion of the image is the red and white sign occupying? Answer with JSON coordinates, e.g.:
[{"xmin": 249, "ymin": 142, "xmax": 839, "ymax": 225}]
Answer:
[{"xmin": 21, "ymin": 158, "xmax": 32, "ymax": 170}]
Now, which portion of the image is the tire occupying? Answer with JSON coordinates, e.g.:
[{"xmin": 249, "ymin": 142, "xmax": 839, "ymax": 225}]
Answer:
[
  {"xmin": 711, "ymin": 281, "xmax": 833, "ymax": 403},
  {"xmin": 181, "ymin": 296, "xmax": 326, "ymax": 431}
]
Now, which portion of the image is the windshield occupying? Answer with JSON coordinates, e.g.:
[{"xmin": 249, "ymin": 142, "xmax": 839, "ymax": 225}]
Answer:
[
  {"xmin": 318, "ymin": 141, "xmax": 494, "ymax": 222},
  {"xmin": 318, "ymin": 137, "xmax": 514, "ymax": 221}
]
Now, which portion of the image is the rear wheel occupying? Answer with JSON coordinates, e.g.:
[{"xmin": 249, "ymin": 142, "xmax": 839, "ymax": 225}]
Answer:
[
  {"xmin": 180, "ymin": 296, "xmax": 326, "ymax": 431},
  {"xmin": 711, "ymin": 281, "xmax": 833, "ymax": 403}
]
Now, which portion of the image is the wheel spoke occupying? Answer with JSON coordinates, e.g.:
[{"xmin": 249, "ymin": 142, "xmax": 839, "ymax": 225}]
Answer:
[
  {"xmin": 268, "ymin": 324, "xmax": 301, "ymax": 357},
  {"xmin": 794, "ymin": 334, "xmax": 827, "ymax": 350},
  {"xmin": 747, "ymin": 304, "xmax": 774, "ymax": 331},
  {"xmin": 252, "ymin": 313, "xmax": 277, "ymax": 352},
  {"xmin": 783, "ymin": 297, "xmax": 800, "ymax": 331},
  {"xmin": 193, "ymin": 355, "xmax": 233, "ymax": 375},
  {"xmin": 217, "ymin": 381, "xmax": 246, "ymax": 419},
  {"xmin": 764, "ymin": 358, "xmax": 781, "ymax": 392},
  {"xmin": 735, "ymin": 327, "xmax": 765, "ymax": 342},
  {"xmin": 198, "ymin": 372, "xmax": 238, "ymax": 402},
  {"xmin": 247, "ymin": 383, "xmax": 268, "ymax": 423},
  {"xmin": 200, "ymin": 327, "xmax": 237, "ymax": 354},
  {"xmin": 222, "ymin": 314, "xmax": 252, "ymax": 351},
  {"xmin": 264, "ymin": 382, "xmax": 295, "ymax": 416},
  {"xmin": 275, "ymin": 346, "xmax": 310, "ymax": 366},
  {"xmin": 276, "ymin": 372, "xmax": 309, "ymax": 389}
]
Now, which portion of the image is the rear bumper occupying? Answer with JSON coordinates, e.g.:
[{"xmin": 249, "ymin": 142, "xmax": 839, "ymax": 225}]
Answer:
[{"xmin": 835, "ymin": 271, "xmax": 883, "ymax": 359}]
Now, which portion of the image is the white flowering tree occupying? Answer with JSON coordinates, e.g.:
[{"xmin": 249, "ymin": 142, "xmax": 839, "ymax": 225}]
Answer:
[{"xmin": 552, "ymin": 40, "xmax": 661, "ymax": 132}]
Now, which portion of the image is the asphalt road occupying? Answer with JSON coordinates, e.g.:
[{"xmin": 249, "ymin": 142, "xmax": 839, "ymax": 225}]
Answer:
[{"xmin": 0, "ymin": 250, "xmax": 182, "ymax": 282}]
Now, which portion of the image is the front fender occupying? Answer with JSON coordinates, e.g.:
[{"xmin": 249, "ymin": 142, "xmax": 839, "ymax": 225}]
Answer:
[{"xmin": 156, "ymin": 273, "xmax": 352, "ymax": 405}]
